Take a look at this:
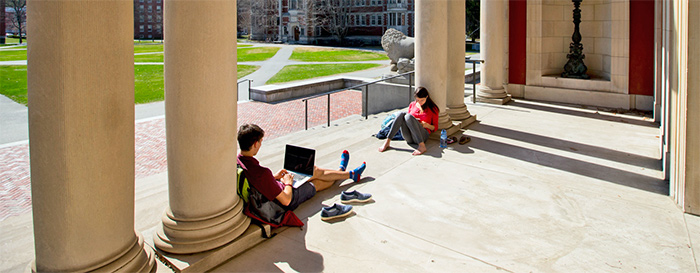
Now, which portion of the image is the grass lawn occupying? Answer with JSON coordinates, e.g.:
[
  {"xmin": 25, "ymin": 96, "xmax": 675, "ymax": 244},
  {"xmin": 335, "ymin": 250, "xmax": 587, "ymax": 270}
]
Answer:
[
  {"xmin": 1, "ymin": 37, "xmax": 24, "ymax": 45},
  {"xmin": 267, "ymin": 63, "xmax": 382, "ymax": 84},
  {"xmin": 135, "ymin": 65, "xmax": 165, "ymax": 104},
  {"xmin": 0, "ymin": 66, "xmax": 28, "ymax": 105},
  {"xmin": 289, "ymin": 47, "xmax": 388, "ymax": 62},
  {"xmin": 238, "ymin": 65, "xmax": 259, "ymax": 78},
  {"xmin": 134, "ymin": 53, "xmax": 164, "ymax": 63},
  {"xmin": 237, "ymin": 47, "xmax": 280, "ymax": 62},
  {"xmin": 0, "ymin": 49, "xmax": 27, "ymax": 61},
  {"xmin": 0, "ymin": 64, "xmax": 258, "ymax": 105},
  {"xmin": 134, "ymin": 44, "xmax": 164, "ymax": 53},
  {"xmin": 238, "ymin": 44, "xmax": 253, "ymax": 48}
]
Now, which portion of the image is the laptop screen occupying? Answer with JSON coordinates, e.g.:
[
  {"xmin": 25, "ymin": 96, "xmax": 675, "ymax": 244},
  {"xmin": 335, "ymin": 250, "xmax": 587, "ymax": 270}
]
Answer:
[{"xmin": 284, "ymin": 145, "xmax": 315, "ymax": 175}]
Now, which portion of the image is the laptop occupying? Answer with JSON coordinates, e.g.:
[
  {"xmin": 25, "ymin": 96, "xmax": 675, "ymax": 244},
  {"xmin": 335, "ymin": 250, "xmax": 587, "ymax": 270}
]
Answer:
[{"xmin": 284, "ymin": 144, "xmax": 316, "ymax": 188}]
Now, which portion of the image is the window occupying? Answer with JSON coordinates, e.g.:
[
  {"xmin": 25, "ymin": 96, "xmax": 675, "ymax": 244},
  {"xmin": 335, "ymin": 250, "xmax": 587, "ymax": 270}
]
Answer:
[
  {"xmin": 148, "ymin": 5, "xmax": 152, "ymax": 12},
  {"xmin": 360, "ymin": 14, "xmax": 366, "ymax": 25},
  {"xmin": 148, "ymin": 34, "xmax": 152, "ymax": 38},
  {"xmin": 157, "ymin": 15, "xmax": 162, "ymax": 22},
  {"xmin": 139, "ymin": 5, "xmax": 144, "ymax": 11},
  {"xmin": 139, "ymin": 0, "xmax": 143, "ymax": 2},
  {"xmin": 156, "ymin": 0, "xmax": 161, "ymax": 3},
  {"xmin": 139, "ymin": 25, "xmax": 144, "ymax": 32},
  {"xmin": 370, "ymin": 15, "xmax": 375, "ymax": 25},
  {"xmin": 156, "ymin": 5, "xmax": 161, "ymax": 13},
  {"xmin": 290, "ymin": 0, "xmax": 297, "ymax": 9},
  {"xmin": 148, "ymin": 25, "xmax": 152, "ymax": 32},
  {"xmin": 139, "ymin": 15, "xmax": 144, "ymax": 23},
  {"xmin": 148, "ymin": 15, "xmax": 152, "ymax": 22},
  {"xmin": 157, "ymin": 25, "xmax": 162, "ymax": 34},
  {"xmin": 147, "ymin": 0, "xmax": 151, "ymax": 3}
]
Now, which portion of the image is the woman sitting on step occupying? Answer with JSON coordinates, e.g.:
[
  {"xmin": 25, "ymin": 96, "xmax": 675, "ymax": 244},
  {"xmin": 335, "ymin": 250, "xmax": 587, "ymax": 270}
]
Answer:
[{"xmin": 378, "ymin": 86, "xmax": 439, "ymax": 156}]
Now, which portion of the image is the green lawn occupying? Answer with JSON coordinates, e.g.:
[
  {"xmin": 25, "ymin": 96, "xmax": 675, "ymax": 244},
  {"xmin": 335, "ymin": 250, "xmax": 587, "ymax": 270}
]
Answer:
[
  {"xmin": 134, "ymin": 44, "xmax": 164, "ymax": 53},
  {"xmin": 0, "ymin": 66, "xmax": 28, "ymax": 105},
  {"xmin": 0, "ymin": 49, "xmax": 27, "ymax": 61},
  {"xmin": 1, "ymin": 64, "xmax": 259, "ymax": 105},
  {"xmin": 238, "ymin": 65, "xmax": 259, "ymax": 78},
  {"xmin": 289, "ymin": 47, "xmax": 388, "ymax": 62},
  {"xmin": 134, "ymin": 65, "xmax": 165, "ymax": 104},
  {"xmin": 237, "ymin": 44, "xmax": 253, "ymax": 48},
  {"xmin": 267, "ymin": 63, "xmax": 382, "ymax": 84},
  {"xmin": 1, "ymin": 37, "xmax": 24, "ymax": 45},
  {"xmin": 134, "ymin": 53, "xmax": 164, "ymax": 63},
  {"xmin": 237, "ymin": 47, "xmax": 280, "ymax": 62}
]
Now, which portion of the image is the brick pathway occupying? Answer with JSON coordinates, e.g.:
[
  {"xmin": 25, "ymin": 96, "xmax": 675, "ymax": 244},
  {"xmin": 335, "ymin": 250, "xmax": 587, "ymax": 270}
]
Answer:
[{"xmin": 0, "ymin": 90, "xmax": 361, "ymax": 221}]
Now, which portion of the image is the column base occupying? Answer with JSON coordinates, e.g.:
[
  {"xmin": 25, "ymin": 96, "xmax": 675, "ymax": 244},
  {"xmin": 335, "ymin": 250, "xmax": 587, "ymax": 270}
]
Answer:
[
  {"xmin": 155, "ymin": 224, "xmax": 270, "ymax": 273},
  {"xmin": 446, "ymin": 104, "xmax": 477, "ymax": 128},
  {"xmin": 31, "ymin": 234, "xmax": 156, "ymax": 273},
  {"xmin": 477, "ymin": 94, "xmax": 512, "ymax": 105},
  {"xmin": 154, "ymin": 199, "xmax": 251, "ymax": 255}
]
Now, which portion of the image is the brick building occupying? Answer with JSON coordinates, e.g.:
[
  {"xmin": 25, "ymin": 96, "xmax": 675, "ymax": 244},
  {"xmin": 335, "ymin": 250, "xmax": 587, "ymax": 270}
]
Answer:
[
  {"xmin": 134, "ymin": 0, "xmax": 163, "ymax": 40},
  {"xmin": 243, "ymin": 0, "xmax": 415, "ymax": 46}
]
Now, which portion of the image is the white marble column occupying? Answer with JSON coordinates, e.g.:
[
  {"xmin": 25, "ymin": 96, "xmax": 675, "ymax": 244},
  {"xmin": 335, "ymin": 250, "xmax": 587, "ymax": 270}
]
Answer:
[
  {"xmin": 477, "ymin": 0, "xmax": 512, "ymax": 104},
  {"xmin": 416, "ymin": 0, "xmax": 455, "ymax": 133},
  {"xmin": 446, "ymin": 0, "xmax": 476, "ymax": 128},
  {"xmin": 155, "ymin": 0, "xmax": 251, "ymax": 254},
  {"xmin": 27, "ymin": 1, "xmax": 155, "ymax": 272}
]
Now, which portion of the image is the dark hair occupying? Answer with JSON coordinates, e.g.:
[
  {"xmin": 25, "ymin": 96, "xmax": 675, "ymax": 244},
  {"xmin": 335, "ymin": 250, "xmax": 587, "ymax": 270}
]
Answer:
[
  {"xmin": 238, "ymin": 124, "xmax": 265, "ymax": 151},
  {"xmin": 415, "ymin": 87, "xmax": 439, "ymax": 114}
]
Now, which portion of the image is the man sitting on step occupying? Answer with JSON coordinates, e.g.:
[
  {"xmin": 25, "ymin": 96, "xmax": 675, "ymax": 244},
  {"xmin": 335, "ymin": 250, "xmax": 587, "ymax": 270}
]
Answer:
[{"xmin": 237, "ymin": 123, "xmax": 370, "ymax": 225}]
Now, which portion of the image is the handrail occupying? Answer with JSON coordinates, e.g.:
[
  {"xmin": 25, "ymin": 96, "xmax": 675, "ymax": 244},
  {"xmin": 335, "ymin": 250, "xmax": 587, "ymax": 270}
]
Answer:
[
  {"xmin": 301, "ymin": 71, "xmax": 416, "ymax": 130},
  {"xmin": 465, "ymin": 59, "xmax": 484, "ymax": 103},
  {"xmin": 237, "ymin": 79, "xmax": 253, "ymax": 101}
]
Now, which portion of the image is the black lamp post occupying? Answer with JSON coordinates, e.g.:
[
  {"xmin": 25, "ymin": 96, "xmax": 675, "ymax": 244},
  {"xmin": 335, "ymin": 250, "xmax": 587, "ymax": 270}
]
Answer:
[{"xmin": 561, "ymin": 0, "xmax": 590, "ymax": 79}]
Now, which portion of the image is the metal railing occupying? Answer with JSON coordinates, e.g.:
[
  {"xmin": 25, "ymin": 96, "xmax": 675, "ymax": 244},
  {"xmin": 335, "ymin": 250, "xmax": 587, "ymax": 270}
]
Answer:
[
  {"xmin": 301, "ymin": 71, "xmax": 415, "ymax": 130},
  {"xmin": 237, "ymin": 79, "xmax": 253, "ymax": 101},
  {"xmin": 465, "ymin": 59, "xmax": 484, "ymax": 103}
]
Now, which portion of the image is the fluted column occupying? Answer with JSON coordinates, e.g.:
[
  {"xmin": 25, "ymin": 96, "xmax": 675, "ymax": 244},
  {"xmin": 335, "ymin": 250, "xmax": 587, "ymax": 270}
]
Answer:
[
  {"xmin": 446, "ymin": 0, "xmax": 476, "ymax": 127},
  {"xmin": 416, "ymin": 0, "xmax": 454, "ymax": 131},
  {"xmin": 155, "ymin": 0, "xmax": 250, "ymax": 254},
  {"xmin": 477, "ymin": 0, "xmax": 512, "ymax": 104},
  {"xmin": 27, "ymin": 1, "xmax": 155, "ymax": 272}
]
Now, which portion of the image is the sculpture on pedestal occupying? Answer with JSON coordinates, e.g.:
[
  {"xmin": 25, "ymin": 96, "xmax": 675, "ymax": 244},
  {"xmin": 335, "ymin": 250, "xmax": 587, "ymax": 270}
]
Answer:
[
  {"xmin": 561, "ymin": 0, "xmax": 590, "ymax": 79},
  {"xmin": 381, "ymin": 28, "xmax": 415, "ymax": 73}
]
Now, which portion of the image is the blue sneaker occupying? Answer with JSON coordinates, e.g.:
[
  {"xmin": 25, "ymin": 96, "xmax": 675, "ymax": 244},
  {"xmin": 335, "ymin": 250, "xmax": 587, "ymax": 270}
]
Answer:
[
  {"xmin": 321, "ymin": 203, "xmax": 353, "ymax": 221},
  {"xmin": 341, "ymin": 190, "xmax": 372, "ymax": 204}
]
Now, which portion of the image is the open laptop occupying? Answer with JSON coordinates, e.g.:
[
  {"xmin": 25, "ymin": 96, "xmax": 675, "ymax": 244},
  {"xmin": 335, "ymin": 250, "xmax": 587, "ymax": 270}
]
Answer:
[{"xmin": 284, "ymin": 144, "xmax": 316, "ymax": 188}]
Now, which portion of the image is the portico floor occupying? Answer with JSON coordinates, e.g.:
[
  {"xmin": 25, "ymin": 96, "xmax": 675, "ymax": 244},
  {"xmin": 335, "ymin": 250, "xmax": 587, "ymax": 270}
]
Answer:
[
  {"xmin": 3, "ymin": 97, "xmax": 700, "ymax": 272},
  {"xmin": 210, "ymin": 98, "xmax": 699, "ymax": 272}
]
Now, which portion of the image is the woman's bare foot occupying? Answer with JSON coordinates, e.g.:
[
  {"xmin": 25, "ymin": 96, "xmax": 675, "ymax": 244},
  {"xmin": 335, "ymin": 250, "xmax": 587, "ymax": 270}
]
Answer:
[
  {"xmin": 412, "ymin": 143, "xmax": 427, "ymax": 156},
  {"xmin": 378, "ymin": 140, "xmax": 391, "ymax": 152}
]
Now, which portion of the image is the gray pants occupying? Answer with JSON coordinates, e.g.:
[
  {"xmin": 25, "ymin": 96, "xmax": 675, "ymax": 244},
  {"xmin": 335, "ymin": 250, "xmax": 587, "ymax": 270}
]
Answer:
[{"xmin": 388, "ymin": 112, "xmax": 429, "ymax": 144}]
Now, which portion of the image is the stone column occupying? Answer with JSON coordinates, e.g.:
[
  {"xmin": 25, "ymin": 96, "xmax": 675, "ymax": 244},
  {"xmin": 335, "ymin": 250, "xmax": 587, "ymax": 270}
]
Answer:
[
  {"xmin": 155, "ymin": 0, "xmax": 250, "ymax": 254},
  {"xmin": 477, "ymin": 0, "xmax": 512, "ymax": 104},
  {"xmin": 446, "ymin": 0, "xmax": 476, "ymax": 128},
  {"xmin": 415, "ymin": 0, "xmax": 455, "ymax": 133},
  {"xmin": 27, "ymin": 1, "xmax": 155, "ymax": 272}
]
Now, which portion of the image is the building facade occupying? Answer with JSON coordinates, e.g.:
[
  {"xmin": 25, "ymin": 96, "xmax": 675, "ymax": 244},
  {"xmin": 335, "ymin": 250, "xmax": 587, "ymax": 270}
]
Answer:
[
  {"xmin": 243, "ymin": 0, "xmax": 415, "ymax": 45},
  {"xmin": 133, "ymin": 0, "xmax": 163, "ymax": 40}
]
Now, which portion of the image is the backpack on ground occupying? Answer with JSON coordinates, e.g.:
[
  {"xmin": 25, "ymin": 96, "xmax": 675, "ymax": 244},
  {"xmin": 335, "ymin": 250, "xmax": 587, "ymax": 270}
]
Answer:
[{"xmin": 237, "ymin": 164, "xmax": 251, "ymax": 203}]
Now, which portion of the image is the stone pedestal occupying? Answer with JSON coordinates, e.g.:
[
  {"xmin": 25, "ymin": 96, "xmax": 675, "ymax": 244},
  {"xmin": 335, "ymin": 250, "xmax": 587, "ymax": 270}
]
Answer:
[
  {"xmin": 416, "ymin": 0, "xmax": 454, "ymax": 131},
  {"xmin": 27, "ymin": 0, "xmax": 155, "ymax": 272},
  {"xmin": 155, "ymin": 0, "xmax": 251, "ymax": 254},
  {"xmin": 446, "ymin": 0, "xmax": 476, "ymax": 128},
  {"xmin": 477, "ymin": 0, "xmax": 512, "ymax": 104}
]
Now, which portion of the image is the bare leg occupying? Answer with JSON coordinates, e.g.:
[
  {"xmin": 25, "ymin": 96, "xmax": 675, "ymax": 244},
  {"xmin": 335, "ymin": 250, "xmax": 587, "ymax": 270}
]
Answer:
[
  {"xmin": 412, "ymin": 142, "xmax": 428, "ymax": 156},
  {"xmin": 312, "ymin": 179, "xmax": 335, "ymax": 192},
  {"xmin": 379, "ymin": 138, "xmax": 391, "ymax": 152},
  {"xmin": 310, "ymin": 166, "xmax": 350, "ymax": 181}
]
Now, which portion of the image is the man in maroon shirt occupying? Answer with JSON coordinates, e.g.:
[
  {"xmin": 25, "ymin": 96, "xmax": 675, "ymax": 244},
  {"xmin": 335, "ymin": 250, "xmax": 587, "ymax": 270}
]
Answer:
[{"xmin": 237, "ymin": 124, "xmax": 368, "ymax": 221}]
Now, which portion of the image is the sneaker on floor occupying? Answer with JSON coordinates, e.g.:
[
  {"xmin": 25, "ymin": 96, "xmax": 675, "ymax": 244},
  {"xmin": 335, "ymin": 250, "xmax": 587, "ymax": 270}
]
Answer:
[
  {"xmin": 321, "ymin": 203, "xmax": 353, "ymax": 221},
  {"xmin": 341, "ymin": 190, "xmax": 372, "ymax": 204}
]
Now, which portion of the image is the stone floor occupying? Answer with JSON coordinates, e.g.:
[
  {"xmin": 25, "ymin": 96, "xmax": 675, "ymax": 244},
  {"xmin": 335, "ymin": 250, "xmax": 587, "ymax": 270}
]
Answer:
[{"xmin": 3, "ymin": 97, "xmax": 700, "ymax": 272}]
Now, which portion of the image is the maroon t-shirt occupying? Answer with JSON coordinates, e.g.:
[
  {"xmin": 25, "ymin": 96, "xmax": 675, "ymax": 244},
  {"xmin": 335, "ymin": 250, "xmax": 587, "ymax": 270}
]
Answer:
[{"xmin": 237, "ymin": 154, "xmax": 283, "ymax": 201}]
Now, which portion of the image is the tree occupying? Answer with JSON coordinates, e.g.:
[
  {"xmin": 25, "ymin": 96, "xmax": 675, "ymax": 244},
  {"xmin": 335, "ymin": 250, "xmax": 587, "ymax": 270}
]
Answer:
[
  {"xmin": 237, "ymin": 0, "xmax": 253, "ymax": 37},
  {"xmin": 249, "ymin": 0, "xmax": 278, "ymax": 41},
  {"xmin": 305, "ymin": 0, "xmax": 351, "ymax": 44},
  {"xmin": 465, "ymin": 0, "xmax": 479, "ymax": 42},
  {"xmin": 7, "ymin": 0, "xmax": 27, "ymax": 44}
]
